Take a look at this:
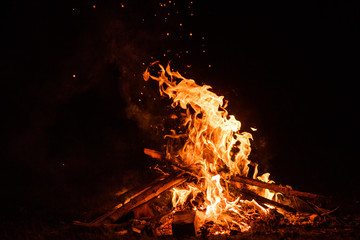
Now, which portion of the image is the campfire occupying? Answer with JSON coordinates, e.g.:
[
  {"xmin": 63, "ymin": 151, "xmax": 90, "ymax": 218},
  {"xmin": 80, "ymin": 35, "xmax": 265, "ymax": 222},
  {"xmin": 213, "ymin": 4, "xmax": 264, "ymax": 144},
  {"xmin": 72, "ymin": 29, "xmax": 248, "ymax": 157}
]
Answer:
[{"xmin": 75, "ymin": 62, "xmax": 332, "ymax": 237}]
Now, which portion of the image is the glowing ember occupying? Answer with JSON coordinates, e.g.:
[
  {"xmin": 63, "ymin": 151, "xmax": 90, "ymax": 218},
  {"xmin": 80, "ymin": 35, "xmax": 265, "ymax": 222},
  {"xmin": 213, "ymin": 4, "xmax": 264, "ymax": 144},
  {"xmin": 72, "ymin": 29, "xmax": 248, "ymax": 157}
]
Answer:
[{"xmin": 143, "ymin": 62, "xmax": 279, "ymax": 234}]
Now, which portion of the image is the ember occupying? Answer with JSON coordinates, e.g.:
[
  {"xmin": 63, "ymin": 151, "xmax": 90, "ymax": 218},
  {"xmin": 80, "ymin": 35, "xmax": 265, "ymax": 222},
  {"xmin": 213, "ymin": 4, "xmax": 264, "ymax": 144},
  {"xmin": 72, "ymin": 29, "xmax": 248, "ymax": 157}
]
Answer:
[{"xmin": 75, "ymin": 62, "xmax": 335, "ymax": 237}]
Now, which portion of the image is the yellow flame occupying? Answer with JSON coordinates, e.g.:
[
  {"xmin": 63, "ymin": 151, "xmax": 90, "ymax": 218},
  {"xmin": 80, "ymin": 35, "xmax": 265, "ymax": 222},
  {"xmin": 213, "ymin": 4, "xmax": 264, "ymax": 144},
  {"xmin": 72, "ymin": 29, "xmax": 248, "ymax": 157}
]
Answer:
[{"xmin": 144, "ymin": 62, "xmax": 276, "ymax": 233}]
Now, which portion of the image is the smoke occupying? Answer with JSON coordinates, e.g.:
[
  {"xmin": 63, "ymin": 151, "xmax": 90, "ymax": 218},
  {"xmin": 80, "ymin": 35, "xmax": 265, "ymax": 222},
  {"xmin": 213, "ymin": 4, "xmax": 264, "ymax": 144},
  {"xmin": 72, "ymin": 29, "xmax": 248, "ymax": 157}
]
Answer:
[
  {"xmin": 1, "ymin": 0, "xmax": 172, "ymax": 219},
  {"xmin": 125, "ymin": 104, "xmax": 152, "ymax": 132}
]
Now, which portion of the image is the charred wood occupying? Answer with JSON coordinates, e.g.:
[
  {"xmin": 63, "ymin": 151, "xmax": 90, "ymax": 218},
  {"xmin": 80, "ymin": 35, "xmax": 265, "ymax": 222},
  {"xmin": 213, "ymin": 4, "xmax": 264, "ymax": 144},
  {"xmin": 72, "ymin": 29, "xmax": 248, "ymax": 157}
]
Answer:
[
  {"xmin": 232, "ymin": 176, "xmax": 329, "ymax": 200},
  {"xmin": 145, "ymin": 148, "xmax": 327, "ymax": 201},
  {"xmin": 90, "ymin": 175, "xmax": 169, "ymax": 225},
  {"xmin": 93, "ymin": 172, "xmax": 188, "ymax": 224},
  {"xmin": 115, "ymin": 175, "xmax": 167, "ymax": 204},
  {"xmin": 240, "ymin": 189, "xmax": 297, "ymax": 213},
  {"xmin": 144, "ymin": 148, "xmax": 200, "ymax": 179}
]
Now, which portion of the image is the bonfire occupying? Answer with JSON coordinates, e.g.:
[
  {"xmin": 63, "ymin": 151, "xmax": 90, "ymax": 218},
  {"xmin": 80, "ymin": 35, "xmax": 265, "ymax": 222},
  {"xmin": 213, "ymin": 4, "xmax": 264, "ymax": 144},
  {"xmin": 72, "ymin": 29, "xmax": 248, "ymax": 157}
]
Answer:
[{"xmin": 75, "ymin": 62, "xmax": 331, "ymax": 237}]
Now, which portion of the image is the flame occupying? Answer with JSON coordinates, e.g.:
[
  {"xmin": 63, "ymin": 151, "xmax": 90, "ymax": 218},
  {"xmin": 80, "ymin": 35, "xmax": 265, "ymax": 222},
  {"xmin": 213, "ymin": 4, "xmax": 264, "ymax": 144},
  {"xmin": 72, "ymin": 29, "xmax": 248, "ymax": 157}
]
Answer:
[{"xmin": 144, "ymin": 62, "xmax": 277, "ymax": 234}]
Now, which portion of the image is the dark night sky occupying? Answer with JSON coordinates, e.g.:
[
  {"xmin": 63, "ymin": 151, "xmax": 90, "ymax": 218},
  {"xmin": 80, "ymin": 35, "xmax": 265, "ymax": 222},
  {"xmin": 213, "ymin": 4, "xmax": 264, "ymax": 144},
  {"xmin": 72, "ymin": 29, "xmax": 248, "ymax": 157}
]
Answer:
[{"xmin": 1, "ymin": 0, "xmax": 359, "ymax": 221}]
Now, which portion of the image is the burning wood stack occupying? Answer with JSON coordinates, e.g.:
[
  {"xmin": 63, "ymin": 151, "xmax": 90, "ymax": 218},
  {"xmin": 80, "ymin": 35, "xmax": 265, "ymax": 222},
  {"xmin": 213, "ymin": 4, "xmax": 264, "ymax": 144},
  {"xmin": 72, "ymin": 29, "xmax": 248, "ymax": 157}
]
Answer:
[{"xmin": 74, "ymin": 62, "xmax": 332, "ymax": 237}]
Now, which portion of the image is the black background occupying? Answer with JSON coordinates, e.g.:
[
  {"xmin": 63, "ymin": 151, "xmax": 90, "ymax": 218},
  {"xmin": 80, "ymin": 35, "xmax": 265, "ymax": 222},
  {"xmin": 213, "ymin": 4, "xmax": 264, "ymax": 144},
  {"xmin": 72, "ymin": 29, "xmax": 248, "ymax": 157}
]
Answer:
[{"xmin": 1, "ymin": 0, "xmax": 359, "ymax": 225}]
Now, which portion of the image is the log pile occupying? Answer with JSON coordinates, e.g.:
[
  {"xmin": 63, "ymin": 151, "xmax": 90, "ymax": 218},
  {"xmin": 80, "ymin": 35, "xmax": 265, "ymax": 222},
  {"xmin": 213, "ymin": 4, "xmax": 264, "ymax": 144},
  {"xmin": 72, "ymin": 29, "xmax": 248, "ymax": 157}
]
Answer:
[{"xmin": 74, "ymin": 148, "xmax": 336, "ymax": 238}]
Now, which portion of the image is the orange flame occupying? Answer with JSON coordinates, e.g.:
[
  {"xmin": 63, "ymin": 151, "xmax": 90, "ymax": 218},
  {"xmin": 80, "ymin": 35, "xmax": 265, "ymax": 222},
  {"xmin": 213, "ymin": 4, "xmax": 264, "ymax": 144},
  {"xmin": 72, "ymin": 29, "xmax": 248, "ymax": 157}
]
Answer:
[{"xmin": 144, "ymin": 62, "xmax": 276, "ymax": 233}]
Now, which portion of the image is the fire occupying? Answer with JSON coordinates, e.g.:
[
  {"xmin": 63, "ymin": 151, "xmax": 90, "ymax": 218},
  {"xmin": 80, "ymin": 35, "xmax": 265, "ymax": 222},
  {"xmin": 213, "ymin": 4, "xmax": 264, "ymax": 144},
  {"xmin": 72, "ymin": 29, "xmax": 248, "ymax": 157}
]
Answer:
[{"xmin": 144, "ymin": 62, "xmax": 278, "ymax": 234}]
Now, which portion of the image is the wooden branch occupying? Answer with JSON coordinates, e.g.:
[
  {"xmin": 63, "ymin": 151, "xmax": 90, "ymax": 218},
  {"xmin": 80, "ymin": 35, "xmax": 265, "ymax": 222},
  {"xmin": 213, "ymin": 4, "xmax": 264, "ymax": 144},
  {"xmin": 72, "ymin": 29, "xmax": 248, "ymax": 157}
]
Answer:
[
  {"xmin": 240, "ymin": 189, "xmax": 297, "ymax": 213},
  {"xmin": 145, "ymin": 148, "xmax": 328, "ymax": 201},
  {"xmin": 232, "ymin": 176, "xmax": 329, "ymax": 200},
  {"xmin": 144, "ymin": 148, "xmax": 257, "ymax": 168},
  {"xmin": 115, "ymin": 175, "xmax": 168, "ymax": 205},
  {"xmin": 144, "ymin": 148, "xmax": 200, "ymax": 179},
  {"xmin": 144, "ymin": 148, "xmax": 163, "ymax": 160},
  {"xmin": 297, "ymin": 196, "xmax": 322, "ymax": 217},
  {"xmin": 73, "ymin": 220, "xmax": 129, "ymax": 228},
  {"xmin": 93, "ymin": 172, "xmax": 188, "ymax": 224},
  {"xmin": 90, "ymin": 180, "xmax": 161, "ymax": 225},
  {"xmin": 144, "ymin": 148, "xmax": 328, "ymax": 201}
]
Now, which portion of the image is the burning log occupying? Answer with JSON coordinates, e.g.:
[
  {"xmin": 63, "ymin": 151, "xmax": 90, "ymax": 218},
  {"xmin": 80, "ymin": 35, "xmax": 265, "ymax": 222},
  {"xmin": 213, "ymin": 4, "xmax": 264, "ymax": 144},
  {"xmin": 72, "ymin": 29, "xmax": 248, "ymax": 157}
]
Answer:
[
  {"xmin": 145, "ymin": 148, "xmax": 327, "ymax": 201},
  {"xmin": 92, "ymin": 172, "xmax": 188, "ymax": 224},
  {"xmin": 232, "ymin": 176, "xmax": 329, "ymax": 200},
  {"xmin": 145, "ymin": 148, "xmax": 258, "ymax": 169},
  {"xmin": 240, "ymin": 189, "xmax": 297, "ymax": 213},
  {"xmin": 115, "ymin": 175, "xmax": 168, "ymax": 203},
  {"xmin": 150, "ymin": 211, "xmax": 174, "ymax": 236},
  {"xmin": 145, "ymin": 148, "xmax": 327, "ymax": 202},
  {"xmin": 144, "ymin": 148, "xmax": 200, "ymax": 179},
  {"xmin": 89, "ymin": 175, "xmax": 167, "ymax": 225},
  {"xmin": 145, "ymin": 147, "xmax": 326, "ymax": 214},
  {"xmin": 144, "ymin": 148, "xmax": 163, "ymax": 160},
  {"xmin": 73, "ymin": 220, "xmax": 130, "ymax": 229}
]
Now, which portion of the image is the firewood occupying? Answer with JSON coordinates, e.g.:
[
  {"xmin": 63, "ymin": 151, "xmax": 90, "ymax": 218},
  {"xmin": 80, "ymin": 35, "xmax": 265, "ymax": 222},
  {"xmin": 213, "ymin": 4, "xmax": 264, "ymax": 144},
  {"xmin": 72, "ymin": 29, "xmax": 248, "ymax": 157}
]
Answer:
[
  {"xmin": 145, "ymin": 148, "xmax": 327, "ymax": 201},
  {"xmin": 240, "ymin": 189, "xmax": 297, "ymax": 213},
  {"xmin": 297, "ymin": 196, "xmax": 339, "ymax": 217},
  {"xmin": 144, "ymin": 148, "xmax": 200, "ymax": 179},
  {"xmin": 73, "ymin": 220, "xmax": 130, "ymax": 229},
  {"xmin": 93, "ymin": 172, "xmax": 188, "ymax": 224},
  {"xmin": 115, "ymin": 175, "xmax": 167, "ymax": 203},
  {"xmin": 90, "ymin": 175, "xmax": 169, "ymax": 225},
  {"xmin": 150, "ymin": 211, "xmax": 174, "ymax": 236},
  {"xmin": 232, "ymin": 176, "xmax": 329, "ymax": 200},
  {"xmin": 133, "ymin": 203, "xmax": 155, "ymax": 219},
  {"xmin": 144, "ymin": 148, "xmax": 163, "ymax": 160},
  {"xmin": 145, "ymin": 148, "xmax": 325, "ymax": 211},
  {"xmin": 144, "ymin": 148, "xmax": 258, "ymax": 168}
]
